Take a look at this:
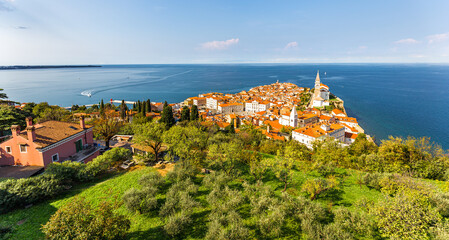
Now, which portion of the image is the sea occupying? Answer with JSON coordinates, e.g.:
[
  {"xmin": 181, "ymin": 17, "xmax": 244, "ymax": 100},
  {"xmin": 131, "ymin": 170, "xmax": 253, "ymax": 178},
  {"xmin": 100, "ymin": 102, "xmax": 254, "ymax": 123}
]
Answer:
[{"xmin": 1, "ymin": 64, "xmax": 448, "ymax": 149}]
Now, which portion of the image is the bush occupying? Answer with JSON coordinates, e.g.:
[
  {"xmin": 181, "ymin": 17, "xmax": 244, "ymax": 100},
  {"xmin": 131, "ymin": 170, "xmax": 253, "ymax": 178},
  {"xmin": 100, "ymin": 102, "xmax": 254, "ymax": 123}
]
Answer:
[
  {"xmin": 138, "ymin": 171, "xmax": 164, "ymax": 188},
  {"xmin": 85, "ymin": 147, "xmax": 132, "ymax": 176},
  {"xmin": 42, "ymin": 197, "xmax": 130, "ymax": 240},
  {"xmin": 206, "ymin": 210, "xmax": 249, "ymax": 240},
  {"xmin": 0, "ymin": 175, "xmax": 64, "ymax": 213},
  {"xmin": 163, "ymin": 211, "xmax": 192, "ymax": 237},
  {"xmin": 45, "ymin": 161, "xmax": 89, "ymax": 183},
  {"xmin": 122, "ymin": 172, "xmax": 162, "ymax": 213}
]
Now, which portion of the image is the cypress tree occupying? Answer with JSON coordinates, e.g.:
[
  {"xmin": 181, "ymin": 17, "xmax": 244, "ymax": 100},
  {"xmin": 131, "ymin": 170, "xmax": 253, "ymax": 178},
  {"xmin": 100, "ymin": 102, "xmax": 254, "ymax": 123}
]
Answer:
[
  {"xmin": 181, "ymin": 106, "xmax": 190, "ymax": 121},
  {"xmin": 141, "ymin": 101, "xmax": 146, "ymax": 117},
  {"xmin": 100, "ymin": 99, "xmax": 105, "ymax": 117},
  {"xmin": 136, "ymin": 100, "xmax": 141, "ymax": 113},
  {"xmin": 190, "ymin": 105, "xmax": 199, "ymax": 121},
  {"xmin": 132, "ymin": 103, "xmax": 136, "ymax": 111},
  {"xmin": 146, "ymin": 99, "xmax": 151, "ymax": 112},
  {"xmin": 161, "ymin": 104, "xmax": 175, "ymax": 129},
  {"xmin": 120, "ymin": 100, "xmax": 127, "ymax": 120},
  {"xmin": 228, "ymin": 119, "xmax": 235, "ymax": 133}
]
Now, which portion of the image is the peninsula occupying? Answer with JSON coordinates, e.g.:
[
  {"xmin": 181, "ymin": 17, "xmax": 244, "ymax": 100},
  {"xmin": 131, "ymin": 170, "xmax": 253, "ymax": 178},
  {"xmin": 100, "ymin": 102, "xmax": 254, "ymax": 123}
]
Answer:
[{"xmin": 0, "ymin": 65, "xmax": 102, "ymax": 70}]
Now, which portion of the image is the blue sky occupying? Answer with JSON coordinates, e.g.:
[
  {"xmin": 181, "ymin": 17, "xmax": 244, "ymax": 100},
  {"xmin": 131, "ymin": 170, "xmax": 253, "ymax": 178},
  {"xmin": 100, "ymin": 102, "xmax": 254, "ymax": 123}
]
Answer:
[{"xmin": 1, "ymin": 0, "xmax": 449, "ymax": 64}]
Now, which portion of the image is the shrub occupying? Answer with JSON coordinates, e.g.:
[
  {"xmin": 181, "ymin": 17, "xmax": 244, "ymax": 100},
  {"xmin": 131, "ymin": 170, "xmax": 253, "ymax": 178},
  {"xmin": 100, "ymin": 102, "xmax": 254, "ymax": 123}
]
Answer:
[
  {"xmin": 42, "ymin": 197, "xmax": 130, "ymax": 240},
  {"xmin": 138, "ymin": 171, "xmax": 164, "ymax": 188},
  {"xmin": 0, "ymin": 175, "xmax": 64, "ymax": 213},
  {"xmin": 85, "ymin": 147, "xmax": 132, "ymax": 176},
  {"xmin": 122, "ymin": 186, "xmax": 158, "ymax": 214},
  {"xmin": 45, "ymin": 161, "xmax": 89, "ymax": 183},
  {"xmin": 163, "ymin": 211, "xmax": 192, "ymax": 237},
  {"xmin": 206, "ymin": 210, "xmax": 249, "ymax": 240},
  {"xmin": 165, "ymin": 163, "xmax": 198, "ymax": 183},
  {"xmin": 430, "ymin": 192, "xmax": 449, "ymax": 218},
  {"xmin": 202, "ymin": 171, "xmax": 231, "ymax": 190},
  {"xmin": 322, "ymin": 208, "xmax": 376, "ymax": 239}
]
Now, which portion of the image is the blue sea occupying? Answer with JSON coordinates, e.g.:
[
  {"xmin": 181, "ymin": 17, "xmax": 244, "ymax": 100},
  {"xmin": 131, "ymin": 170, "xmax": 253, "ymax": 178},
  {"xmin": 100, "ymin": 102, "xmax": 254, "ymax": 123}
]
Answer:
[{"xmin": 1, "ymin": 64, "xmax": 448, "ymax": 149}]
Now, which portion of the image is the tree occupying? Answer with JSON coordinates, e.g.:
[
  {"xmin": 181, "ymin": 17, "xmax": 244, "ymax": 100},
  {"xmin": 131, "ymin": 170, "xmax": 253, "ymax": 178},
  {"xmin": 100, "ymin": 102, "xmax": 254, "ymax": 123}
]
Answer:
[
  {"xmin": 373, "ymin": 187, "xmax": 441, "ymax": 239},
  {"xmin": 94, "ymin": 115, "xmax": 123, "ymax": 148},
  {"xmin": 190, "ymin": 105, "xmax": 199, "ymax": 121},
  {"xmin": 248, "ymin": 152, "xmax": 269, "ymax": 183},
  {"xmin": 348, "ymin": 133, "xmax": 377, "ymax": 156},
  {"xmin": 0, "ymin": 106, "xmax": 26, "ymax": 136},
  {"xmin": 207, "ymin": 139, "xmax": 244, "ymax": 175},
  {"xmin": 133, "ymin": 121, "xmax": 166, "ymax": 162},
  {"xmin": 42, "ymin": 197, "xmax": 130, "ymax": 240},
  {"xmin": 180, "ymin": 106, "xmax": 190, "ymax": 121},
  {"xmin": 120, "ymin": 100, "xmax": 127, "ymax": 120},
  {"xmin": 99, "ymin": 99, "xmax": 105, "ymax": 117},
  {"xmin": 160, "ymin": 104, "xmax": 175, "ymax": 129},
  {"xmin": 301, "ymin": 176, "xmax": 339, "ymax": 200},
  {"xmin": 271, "ymin": 142, "xmax": 305, "ymax": 192},
  {"xmin": 136, "ymin": 100, "xmax": 141, "ymax": 113},
  {"xmin": 146, "ymin": 99, "xmax": 151, "ymax": 113},
  {"xmin": 225, "ymin": 119, "xmax": 235, "ymax": 133},
  {"xmin": 163, "ymin": 125, "xmax": 207, "ymax": 166},
  {"xmin": 141, "ymin": 101, "xmax": 146, "ymax": 117},
  {"xmin": 0, "ymin": 88, "xmax": 7, "ymax": 99}
]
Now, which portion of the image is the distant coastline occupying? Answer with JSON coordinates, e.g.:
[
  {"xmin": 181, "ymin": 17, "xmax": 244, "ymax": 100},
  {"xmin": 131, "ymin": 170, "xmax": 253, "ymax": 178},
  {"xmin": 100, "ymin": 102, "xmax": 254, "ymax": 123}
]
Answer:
[{"xmin": 0, "ymin": 65, "xmax": 102, "ymax": 70}]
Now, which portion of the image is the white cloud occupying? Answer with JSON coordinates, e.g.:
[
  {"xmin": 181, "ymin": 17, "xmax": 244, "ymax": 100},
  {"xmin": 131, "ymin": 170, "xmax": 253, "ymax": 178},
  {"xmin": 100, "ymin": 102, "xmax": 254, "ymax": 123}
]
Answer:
[
  {"xmin": 427, "ymin": 32, "xmax": 449, "ymax": 44},
  {"xmin": 200, "ymin": 38, "xmax": 239, "ymax": 50},
  {"xmin": 284, "ymin": 41, "xmax": 298, "ymax": 50},
  {"xmin": 394, "ymin": 38, "xmax": 419, "ymax": 44}
]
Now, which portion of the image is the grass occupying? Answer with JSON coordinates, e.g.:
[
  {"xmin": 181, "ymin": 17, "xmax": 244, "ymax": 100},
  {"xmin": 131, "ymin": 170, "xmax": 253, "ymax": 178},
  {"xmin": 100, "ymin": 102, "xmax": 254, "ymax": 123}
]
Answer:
[{"xmin": 0, "ymin": 163, "xmax": 445, "ymax": 239}]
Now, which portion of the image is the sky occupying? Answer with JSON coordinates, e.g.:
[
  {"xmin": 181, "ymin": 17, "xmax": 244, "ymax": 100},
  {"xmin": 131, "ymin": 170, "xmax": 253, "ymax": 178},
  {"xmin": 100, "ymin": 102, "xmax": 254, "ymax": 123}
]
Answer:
[{"xmin": 1, "ymin": 0, "xmax": 449, "ymax": 65}]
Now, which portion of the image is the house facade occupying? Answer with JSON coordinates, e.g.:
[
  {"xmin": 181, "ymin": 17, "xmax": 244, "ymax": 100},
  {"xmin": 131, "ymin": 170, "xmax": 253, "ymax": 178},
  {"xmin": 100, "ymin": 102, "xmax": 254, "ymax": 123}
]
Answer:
[{"xmin": 0, "ymin": 117, "xmax": 99, "ymax": 167}]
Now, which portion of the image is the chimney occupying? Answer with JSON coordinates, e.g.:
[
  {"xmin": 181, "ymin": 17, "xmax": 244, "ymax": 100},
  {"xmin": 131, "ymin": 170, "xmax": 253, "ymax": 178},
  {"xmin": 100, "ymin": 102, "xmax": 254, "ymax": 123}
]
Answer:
[
  {"xmin": 267, "ymin": 124, "xmax": 270, "ymax": 133},
  {"xmin": 11, "ymin": 125, "xmax": 20, "ymax": 138},
  {"xmin": 80, "ymin": 116, "xmax": 86, "ymax": 129},
  {"xmin": 26, "ymin": 117, "xmax": 33, "ymax": 127},
  {"xmin": 26, "ymin": 126, "xmax": 36, "ymax": 142}
]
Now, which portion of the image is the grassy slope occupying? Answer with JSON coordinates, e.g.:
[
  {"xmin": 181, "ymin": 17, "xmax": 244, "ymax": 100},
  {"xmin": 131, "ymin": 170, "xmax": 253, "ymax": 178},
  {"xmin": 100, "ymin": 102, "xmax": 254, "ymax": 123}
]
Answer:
[{"xmin": 1, "ymin": 165, "xmax": 445, "ymax": 240}]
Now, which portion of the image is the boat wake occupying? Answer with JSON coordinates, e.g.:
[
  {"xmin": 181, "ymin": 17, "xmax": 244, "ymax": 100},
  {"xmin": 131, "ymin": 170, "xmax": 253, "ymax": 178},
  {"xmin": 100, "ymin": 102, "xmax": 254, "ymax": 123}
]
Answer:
[{"xmin": 80, "ymin": 70, "xmax": 192, "ymax": 97}]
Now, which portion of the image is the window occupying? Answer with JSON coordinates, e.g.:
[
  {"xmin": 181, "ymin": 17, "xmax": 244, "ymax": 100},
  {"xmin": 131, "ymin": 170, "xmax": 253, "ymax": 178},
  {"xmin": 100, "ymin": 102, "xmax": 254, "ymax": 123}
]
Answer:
[
  {"xmin": 20, "ymin": 145, "xmax": 27, "ymax": 153},
  {"xmin": 52, "ymin": 153, "xmax": 59, "ymax": 162},
  {"xmin": 5, "ymin": 146, "xmax": 11, "ymax": 153}
]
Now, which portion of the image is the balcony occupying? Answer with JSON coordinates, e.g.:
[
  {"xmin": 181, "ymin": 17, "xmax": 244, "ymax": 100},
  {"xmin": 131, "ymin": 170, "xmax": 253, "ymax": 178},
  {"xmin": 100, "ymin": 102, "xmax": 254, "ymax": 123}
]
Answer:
[{"xmin": 62, "ymin": 144, "xmax": 100, "ymax": 163}]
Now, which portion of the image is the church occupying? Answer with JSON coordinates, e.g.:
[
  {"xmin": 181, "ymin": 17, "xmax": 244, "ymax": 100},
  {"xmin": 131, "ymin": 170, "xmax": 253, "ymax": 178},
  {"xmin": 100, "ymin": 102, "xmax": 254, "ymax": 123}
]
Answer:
[
  {"xmin": 311, "ymin": 71, "xmax": 330, "ymax": 107},
  {"xmin": 279, "ymin": 105, "xmax": 298, "ymax": 128}
]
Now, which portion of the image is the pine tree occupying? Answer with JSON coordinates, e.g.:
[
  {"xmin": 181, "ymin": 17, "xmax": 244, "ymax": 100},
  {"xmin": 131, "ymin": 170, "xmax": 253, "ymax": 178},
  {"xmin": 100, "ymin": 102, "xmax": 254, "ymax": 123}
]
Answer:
[
  {"xmin": 160, "ymin": 104, "xmax": 175, "ymax": 129},
  {"xmin": 146, "ymin": 99, "xmax": 151, "ymax": 113},
  {"xmin": 181, "ymin": 106, "xmax": 190, "ymax": 121},
  {"xmin": 190, "ymin": 105, "xmax": 199, "ymax": 121}
]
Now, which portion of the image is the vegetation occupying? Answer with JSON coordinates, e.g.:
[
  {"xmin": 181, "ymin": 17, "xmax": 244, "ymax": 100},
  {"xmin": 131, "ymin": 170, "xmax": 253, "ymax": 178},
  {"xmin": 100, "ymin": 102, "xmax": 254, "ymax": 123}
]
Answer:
[{"xmin": 1, "ymin": 117, "xmax": 449, "ymax": 239}]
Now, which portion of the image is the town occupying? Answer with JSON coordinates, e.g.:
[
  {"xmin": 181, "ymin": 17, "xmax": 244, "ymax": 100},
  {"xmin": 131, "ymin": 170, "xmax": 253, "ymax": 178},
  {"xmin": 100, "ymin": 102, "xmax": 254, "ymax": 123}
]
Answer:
[{"xmin": 183, "ymin": 71, "xmax": 367, "ymax": 147}]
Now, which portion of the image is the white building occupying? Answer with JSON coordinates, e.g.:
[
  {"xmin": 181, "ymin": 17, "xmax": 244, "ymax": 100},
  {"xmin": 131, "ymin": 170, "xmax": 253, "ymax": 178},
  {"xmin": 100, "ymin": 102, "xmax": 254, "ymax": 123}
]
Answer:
[
  {"xmin": 218, "ymin": 103, "xmax": 244, "ymax": 114},
  {"xmin": 206, "ymin": 97, "xmax": 221, "ymax": 110},
  {"xmin": 245, "ymin": 100, "xmax": 271, "ymax": 113},
  {"xmin": 292, "ymin": 123, "xmax": 346, "ymax": 148},
  {"xmin": 279, "ymin": 105, "xmax": 298, "ymax": 128},
  {"xmin": 312, "ymin": 71, "xmax": 330, "ymax": 108}
]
